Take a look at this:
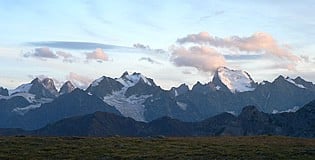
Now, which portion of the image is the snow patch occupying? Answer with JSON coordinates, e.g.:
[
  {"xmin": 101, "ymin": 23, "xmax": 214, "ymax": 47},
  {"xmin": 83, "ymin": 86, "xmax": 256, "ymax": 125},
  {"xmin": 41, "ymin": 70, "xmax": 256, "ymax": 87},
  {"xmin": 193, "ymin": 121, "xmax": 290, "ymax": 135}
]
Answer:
[
  {"xmin": 285, "ymin": 77, "xmax": 306, "ymax": 89},
  {"xmin": 176, "ymin": 102, "xmax": 187, "ymax": 110},
  {"xmin": 272, "ymin": 106, "xmax": 300, "ymax": 114},
  {"xmin": 12, "ymin": 104, "xmax": 41, "ymax": 115},
  {"xmin": 103, "ymin": 89, "xmax": 151, "ymax": 122},
  {"xmin": 174, "ymin": 90, "xmax": 178, "ymax": 97},
  {"xmin": 226, "ymin": 111, "xmax": 236, "ymax": 115}
]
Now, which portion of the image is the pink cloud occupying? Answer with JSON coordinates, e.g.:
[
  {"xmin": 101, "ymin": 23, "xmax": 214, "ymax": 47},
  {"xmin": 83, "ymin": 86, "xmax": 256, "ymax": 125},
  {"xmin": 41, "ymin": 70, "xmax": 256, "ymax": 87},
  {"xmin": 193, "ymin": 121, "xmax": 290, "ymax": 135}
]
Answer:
[
  {"xmin": 85, "ymin": 48, "xmax": 108, "ymax": 62},
  {"xmin": 171, "ymin": 46, "xmax": 226, "ymax": 72},
  {"xmin": 177, "ymin": 32, "xmax": 300, "ymax": 63}
]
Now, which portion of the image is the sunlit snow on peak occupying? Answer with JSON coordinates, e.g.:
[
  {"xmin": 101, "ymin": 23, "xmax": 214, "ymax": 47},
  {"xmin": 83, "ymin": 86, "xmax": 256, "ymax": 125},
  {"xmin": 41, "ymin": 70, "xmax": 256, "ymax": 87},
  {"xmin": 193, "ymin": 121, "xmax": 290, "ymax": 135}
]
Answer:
[{"xmin": 216, "ymin": 67, "xmax": 255, "ymax": 93}]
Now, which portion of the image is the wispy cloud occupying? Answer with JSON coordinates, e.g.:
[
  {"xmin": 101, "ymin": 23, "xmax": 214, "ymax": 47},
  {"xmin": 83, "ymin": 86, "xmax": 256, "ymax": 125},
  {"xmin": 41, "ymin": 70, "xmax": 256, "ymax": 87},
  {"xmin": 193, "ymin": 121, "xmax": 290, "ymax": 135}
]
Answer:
[
  {"xmin": 23, "ymin": 47, "xmax": 58, "ymax": 60},
  {"xmin": 133, "ymin": 43, "xmax": 166, "ymax": 54},
  {"xmin": 56, "ymin": 51, "xmax": 77, "ymax": 63},
  {"xmin": 139, "ymin": 57, "xmax": 161, "ymax": 64},
  {"xmin": 133, "ymin": 43, "xmax": 150, "ymax": 50},
  {"xmin": 27, "ymin": 41, "xmax": 129, "ymax": 50},
  {"xmin": 182, "ymin": 70, "xmax": 192, "ymax": 75},
  {"xmin": 23, "ymin": 47, "xmax": 76, "ymax": 62}
]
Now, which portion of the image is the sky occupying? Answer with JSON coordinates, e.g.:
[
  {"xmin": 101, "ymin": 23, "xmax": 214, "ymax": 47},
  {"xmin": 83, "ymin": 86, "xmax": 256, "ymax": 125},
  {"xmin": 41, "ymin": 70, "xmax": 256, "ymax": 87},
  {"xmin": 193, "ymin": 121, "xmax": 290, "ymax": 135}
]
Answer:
[{"xmin": 0, "ymin": 0, "xmax": 314, "ymax": 89}]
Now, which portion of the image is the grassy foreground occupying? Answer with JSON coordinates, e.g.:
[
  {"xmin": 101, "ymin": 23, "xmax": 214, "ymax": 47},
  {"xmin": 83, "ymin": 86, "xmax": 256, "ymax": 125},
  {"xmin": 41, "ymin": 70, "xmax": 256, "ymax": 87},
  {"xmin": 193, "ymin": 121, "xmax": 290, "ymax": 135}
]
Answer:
[{"xmin": 0, "ymin": 136, "xmax": 314, "ymax": 159}]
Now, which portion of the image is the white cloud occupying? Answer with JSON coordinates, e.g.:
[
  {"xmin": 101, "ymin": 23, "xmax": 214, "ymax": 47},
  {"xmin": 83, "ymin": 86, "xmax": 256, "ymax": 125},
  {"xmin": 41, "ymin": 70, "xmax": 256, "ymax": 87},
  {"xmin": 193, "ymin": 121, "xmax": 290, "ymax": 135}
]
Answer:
[
  {"xmin": 85, "ymin": 48, "xmax": 108, "ymax": 62},
  {"xmin": 171, "ymin": 46, "xmax": 226, "ymax": 72}
]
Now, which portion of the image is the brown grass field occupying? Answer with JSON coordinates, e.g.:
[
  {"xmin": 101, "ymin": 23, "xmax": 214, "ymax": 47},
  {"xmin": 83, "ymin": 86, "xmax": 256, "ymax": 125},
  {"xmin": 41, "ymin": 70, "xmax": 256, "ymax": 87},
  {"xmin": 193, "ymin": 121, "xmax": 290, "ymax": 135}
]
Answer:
[{"xmin": 0, "ymin": 136, "xmax": 314, "ymax": 159}]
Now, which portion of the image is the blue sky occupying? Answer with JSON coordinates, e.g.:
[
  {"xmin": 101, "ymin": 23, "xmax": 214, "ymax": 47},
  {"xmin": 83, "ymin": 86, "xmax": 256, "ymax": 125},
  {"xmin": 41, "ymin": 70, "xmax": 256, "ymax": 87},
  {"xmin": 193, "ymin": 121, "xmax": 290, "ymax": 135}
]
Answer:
[{"xmin": 0, "ymin": 0, "xmax": 314, "ymax": 89}]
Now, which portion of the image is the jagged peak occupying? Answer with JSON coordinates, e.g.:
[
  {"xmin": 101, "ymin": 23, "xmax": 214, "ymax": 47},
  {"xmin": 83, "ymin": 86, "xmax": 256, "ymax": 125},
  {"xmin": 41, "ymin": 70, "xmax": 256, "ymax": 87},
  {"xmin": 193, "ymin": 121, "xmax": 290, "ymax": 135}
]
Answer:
[
  {"xmin": 59, "ymin": 81, "xmax": 75, "ymax": 95},
  {"xmin": 90, "ymin": 76, "xmax": 114, "ymax": 87},
  {"xmin": 42, "ymin": 78, "xmax": 57, "ymax": 88},
  {"xmin": 31, "ymin": 77, "xmax": 41, "ymax": 84},
  {"xmin": 121, "ymin": 71, "xmax": 129, "ymax": 78},
  {"xmin": 273, "ymin": 75, "xmax": 306, "ymax": 89},
  {"xmin": 294, "ymin": 76, "xmax": 303, "ymax": 81},
  {"xmin": 273, "ymin": 75, "xmax": 285, "ymax": 82}
]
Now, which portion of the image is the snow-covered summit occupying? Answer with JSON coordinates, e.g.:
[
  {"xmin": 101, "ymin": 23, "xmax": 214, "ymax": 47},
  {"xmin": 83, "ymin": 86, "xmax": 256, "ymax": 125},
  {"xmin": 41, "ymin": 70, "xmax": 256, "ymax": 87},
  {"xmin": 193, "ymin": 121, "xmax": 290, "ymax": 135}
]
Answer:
[
  {"xmin": 116, "ymin": 72, "xmax": 153, "ymax": 88},
  {"xmin": 212, "ymin": 67, "xmax": 256, "ymax": 93}
]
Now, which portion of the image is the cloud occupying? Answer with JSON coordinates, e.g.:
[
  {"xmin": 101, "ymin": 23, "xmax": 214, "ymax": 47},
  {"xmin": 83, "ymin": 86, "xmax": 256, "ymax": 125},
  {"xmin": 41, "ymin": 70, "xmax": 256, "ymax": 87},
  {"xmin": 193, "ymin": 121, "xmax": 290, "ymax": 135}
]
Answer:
[
  {"xmin": 24, "ymin": 47, "xmax": 58, "ymax": 59},
  {"xmin": 66, "ymin": 72, "xmax": 92, "ymax": 89},
  {"xmin": 171, "ymin": 46, "xmax": 226, "ymax": 72},
  {"xmin": 224, "ymin": 54, "xmax": 262, "ymax": 60},
  {"xmin": 23, "ymin": 47, "xmax": 76, "ymax": 63},
  {"xmin": 56, "ymin": 51, "xmax": 76, "ymax": 63},
  {"xmin": 182, "ymin": 70, "xmax": 192, "ymax": 74},
  {"xmin": 139, "ymin": 57, "xmax": 161, "ymax": 64},
  {"xmin": 133, "ymin": 43, "xmax": 150, "ymax": 50},
  {"xmin": 27, "ymin": 41, "xmax": 129, "ymax": 50},
  {"xmin": 177, "ymin": 32, "xmax": 301, "ymax": 70},
  {"xmin": 133, "ymin": 43, "xmax": 166, "ymax": 54},
  {"xmin": 300, "ymin": 55, "xmax": 310, "ymax": 63},
  {"xmin": 85, "ymin": 48, "xmax": 108, "ymax": 62}
]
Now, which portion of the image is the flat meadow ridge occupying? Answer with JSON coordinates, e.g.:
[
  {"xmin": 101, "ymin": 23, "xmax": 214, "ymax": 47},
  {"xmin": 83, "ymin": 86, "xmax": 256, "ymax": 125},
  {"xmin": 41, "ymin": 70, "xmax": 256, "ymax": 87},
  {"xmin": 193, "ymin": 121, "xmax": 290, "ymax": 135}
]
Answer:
[{"xmin": 0, "ymin": 136, "xmax": 314, "ymax": 159}]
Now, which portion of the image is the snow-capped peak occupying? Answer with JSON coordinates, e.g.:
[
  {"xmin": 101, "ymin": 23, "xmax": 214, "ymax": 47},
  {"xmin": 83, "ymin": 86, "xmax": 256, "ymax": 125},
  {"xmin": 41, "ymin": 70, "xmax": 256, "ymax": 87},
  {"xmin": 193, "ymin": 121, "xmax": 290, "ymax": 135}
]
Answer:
[
  {"xmin": 285, "ymin": 77, "xmax": 306, "ymax": 89},
  {"xmin": 213, "ymin": 66, "xmax": 256, "ymax": 93},
  {"xmin": 116, "ymin": 72, "xmax": 152, "ymax": 88}
]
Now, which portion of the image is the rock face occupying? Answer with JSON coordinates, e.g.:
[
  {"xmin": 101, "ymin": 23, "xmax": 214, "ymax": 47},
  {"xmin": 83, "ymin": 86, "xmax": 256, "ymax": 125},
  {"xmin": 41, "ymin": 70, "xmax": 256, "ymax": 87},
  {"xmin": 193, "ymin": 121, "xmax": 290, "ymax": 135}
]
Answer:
[
  {"xmin": 86, "ymin": 76, "xmax": 124, "ymax": 98},
  {"xmin": 169, "ymin": 84, "xmax": 189, "ymax": 98},
  {"xmin": 1, "ymin": 89, "xmax": 121, "ymax": 130},
  {"xmin": 0, "ymin": 87, "xmax": 8, "ymax": 96}
]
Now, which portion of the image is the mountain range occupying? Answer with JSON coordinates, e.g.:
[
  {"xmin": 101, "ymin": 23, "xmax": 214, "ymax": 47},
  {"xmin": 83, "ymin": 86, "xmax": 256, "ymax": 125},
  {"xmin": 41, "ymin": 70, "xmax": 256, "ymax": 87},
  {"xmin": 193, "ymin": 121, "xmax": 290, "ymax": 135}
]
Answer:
[
  {"xmin": 0, "ymin": 66, "xmax": 315, "ymax": 132},
  {"xmin": 1, "ymin": 99, "xmax": 314, "ymax": 138}
]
